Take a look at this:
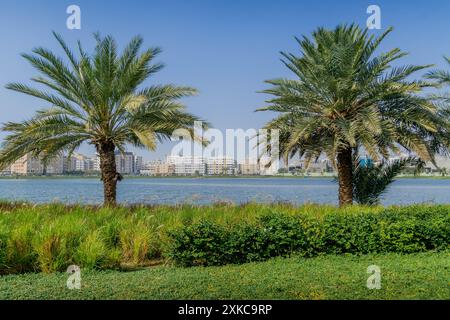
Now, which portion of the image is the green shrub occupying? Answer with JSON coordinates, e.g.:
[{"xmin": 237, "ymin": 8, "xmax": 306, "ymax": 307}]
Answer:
[
  {"xmin": 168, "ymin": 208, "xmax": 450, "ymax": 266},
  {"xmin": 168, "ymin": 221, "xmax": 230, "ymax": 266}
]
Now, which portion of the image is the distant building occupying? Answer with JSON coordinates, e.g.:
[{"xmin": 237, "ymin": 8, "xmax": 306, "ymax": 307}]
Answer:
[
  {"xmin": 64, "ymin": 153, "xmax": 98, "ymax": 173},
  {"xmin": 238, "ymin": 158, "xmax": 259, "ymax": 175},
  {"xmin": 10, "ymin": 154, "xmax": 44, "ymax": 175},
  {"xmin": 207, "ymin": 157, "xmax": 236, "ymax": 175},
  {"xmin": 84, "ymin": 157, "xmax": 97, "ymax": 172},
  {"xmin": 141, "ymin": 160, "xmax": 175, "ymax": 176},
  {"xmin": 167, "ymin": 155, "xmax": 206, "ymax": 176},
  {"xmin": 8, "ymin": 153, "xmax": 65, "ymax": 175},
  {"xmin": 0, "ymin": 166, "xmax": 11, "ymax": 176},
  {"xmin": 44, "ymin": 156, "xmax": 64, "ymax": 175},
  {"xmin": 115, "ymin": 152, "xmax": 135, "ymax": 175},
  {"xmin": 423, "ymin": 155, "xmax": 450, "ymax": 174},
  {"xmin": 93, "ymin": 156, "xmax": 101, "ymax": 172},
  {"xmin": 65, "ymin": 153, "xmax": 87, "ymax": 172},
  {"xmin": 134, "ymin": 156, "xmax": 143, "ymax": 174},
  {"xmin": 288, "ymin": 157, "xmax": 334, "ymax": 175}
]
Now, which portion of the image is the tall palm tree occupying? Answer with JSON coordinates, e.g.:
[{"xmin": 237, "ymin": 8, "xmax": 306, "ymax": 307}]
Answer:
[
  {"xmin": 258, "ymin": 24, "xmax": 447, "ymax": 206},
  {"xmin": 0, "ymin": 32, "xmax": 205, "ymax": 206}
]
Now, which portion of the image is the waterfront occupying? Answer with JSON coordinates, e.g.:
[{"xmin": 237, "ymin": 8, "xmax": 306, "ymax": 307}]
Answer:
[{"xmin": 0, "ymin": 177, "xmax": 449, "ymax": 205}]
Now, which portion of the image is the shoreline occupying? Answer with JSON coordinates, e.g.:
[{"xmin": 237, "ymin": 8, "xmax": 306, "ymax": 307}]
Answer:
[{"xmin": 1, "ymin": 174, "xmax": 450, "ymax": 180}]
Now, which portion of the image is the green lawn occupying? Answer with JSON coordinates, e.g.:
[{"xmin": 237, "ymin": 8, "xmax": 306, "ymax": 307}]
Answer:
[{"xmin": 1, "ymin": 251, "xmax": 448, "ymax": 300}]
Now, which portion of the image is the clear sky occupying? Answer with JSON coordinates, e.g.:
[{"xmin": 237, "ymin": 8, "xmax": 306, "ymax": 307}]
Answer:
[{"xmin": 1, "ymin": 0, "xmax": 449, "ymax": 160}]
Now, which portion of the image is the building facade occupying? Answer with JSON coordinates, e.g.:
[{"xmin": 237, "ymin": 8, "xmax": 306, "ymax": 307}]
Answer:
[
  {"xmin": 134, "ymin": 156, "xmax": 143, "ymax": 174},
  {"xmin": 115, "ymin": 152, "xmax": 135, "ymax": 175},
  {"xmin": 167, "ymin": 156, "xmax": 206, "ymax": 176},
  {"xmin": 141, "ymin": 160, "xmax": 175, "ymax": 176},
  {"xmin": 10, "ymin": 154, "xmax": 44, "ymax": 175},
  {"xmin": 206, "ymin": 157, "xmax": 236, "ymax": 175},
  {"xmin": 238, "ymin": 158, "xmax": 259, "ymax": 175}
]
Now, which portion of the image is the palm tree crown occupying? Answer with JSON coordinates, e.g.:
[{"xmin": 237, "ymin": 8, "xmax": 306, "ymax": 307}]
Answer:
[
  {"xmin": 259, "ymin": 24, "xmax": 448, "ymax": 206},
  {"xmin": 0, "ymin": 32, "xmax": 205, "ymax": 205}
]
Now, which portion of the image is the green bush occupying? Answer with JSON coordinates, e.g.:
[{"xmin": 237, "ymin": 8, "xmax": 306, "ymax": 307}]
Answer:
[
  {"xmin": 168, "ymin": 207, "xmax": 450, "ymax": 266},
  {"xmin": 169, "ymin": 221, "xmax": 230, "ymax": 266}
]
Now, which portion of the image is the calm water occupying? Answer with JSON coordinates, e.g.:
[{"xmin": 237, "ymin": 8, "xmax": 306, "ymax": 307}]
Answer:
[{"xmin": 0, "ymin": 177, "xmax": 449, "ymax": 206}]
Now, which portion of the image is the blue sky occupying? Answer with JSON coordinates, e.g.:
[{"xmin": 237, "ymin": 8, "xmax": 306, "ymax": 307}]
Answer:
[{"xmin": 1, "ymin": 0, "xmax": 449, "ymax": 160}]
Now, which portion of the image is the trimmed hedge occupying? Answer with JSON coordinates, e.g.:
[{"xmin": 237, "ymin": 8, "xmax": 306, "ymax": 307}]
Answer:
[{"xmin": 168, "ymin": 207, "xmax": 450, "ymax": 266}]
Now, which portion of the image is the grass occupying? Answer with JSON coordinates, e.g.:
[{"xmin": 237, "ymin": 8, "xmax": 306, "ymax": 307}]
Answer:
[{"xmin": 0, "ymin": 251, "xmax": 448, "ymax": 300}]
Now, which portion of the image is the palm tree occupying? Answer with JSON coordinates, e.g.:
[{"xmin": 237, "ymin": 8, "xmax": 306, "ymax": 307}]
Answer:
[
  {"xmin": 352, "ymin": 156, "xmax": 416, "ymax": 205},
  {"xmin": 0, "ymin": 32, "xmax": 205, "ymax": 206},
  {"xmin": 258, "ymin": 24, "xmax": 448, "ymax": 206}
]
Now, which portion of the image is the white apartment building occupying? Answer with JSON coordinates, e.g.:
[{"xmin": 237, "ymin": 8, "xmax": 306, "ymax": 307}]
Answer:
[
  {"xmin": 10, "ymin": 154, "xmax": 57, "ymax": 175},
  {"xmin": 65, "ymin": 153, "xmax": 98, "ymax": 173},
  {"xmin": 93, "ymin": 156, "xmax": 101, "ymax": 172},
  {"xmin": 65, "ymin": 153, "xmax": 87, "ymax": 172},
  {"xmin": 167, "ymin": 155, "xmax": 206, "ymax": 176},
  {"xmin": 206, "ymin": 157, "xmax": 236, "ymax": 175}
]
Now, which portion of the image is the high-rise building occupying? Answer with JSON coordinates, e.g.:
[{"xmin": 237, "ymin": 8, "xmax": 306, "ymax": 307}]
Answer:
[
  {"xmin": 167, "ymin": 155, "xmax": 206, "ymax": 176},
  {"xmin": 206, "ymin": 157, "xmax": 236, "ymax": 175}
]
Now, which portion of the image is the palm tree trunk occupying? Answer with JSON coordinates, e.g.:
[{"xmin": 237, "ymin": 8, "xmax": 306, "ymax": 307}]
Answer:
[
  {"xmin": 98, "ymin": 142, "xmax": 118, "ymax": 206},
  {"xmin": 337, "ymin": 147, "xmax": 353, "ymax": 206}
]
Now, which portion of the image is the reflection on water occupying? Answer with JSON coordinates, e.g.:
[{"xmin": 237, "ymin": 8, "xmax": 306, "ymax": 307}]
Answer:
[{"xmin": 0, "ymin": 178, "xmax": 449, "ymax": 206}]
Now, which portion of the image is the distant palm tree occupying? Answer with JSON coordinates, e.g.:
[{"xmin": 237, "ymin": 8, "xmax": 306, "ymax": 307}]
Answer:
[
  {"xmin": 0, "ymin": 33, "xmax": 205, "ymax": 206},
  {"xmin": 259, "ymin": 24, "xmax": 448, "ymax": 206}
]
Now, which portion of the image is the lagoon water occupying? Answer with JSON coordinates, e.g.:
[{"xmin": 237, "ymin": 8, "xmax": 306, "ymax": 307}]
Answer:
[{"xmin": 0, "ymin": 177, "xmax": 450, "ymax": 206}]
